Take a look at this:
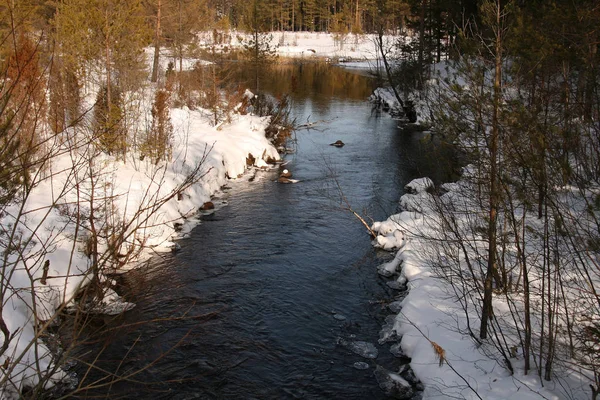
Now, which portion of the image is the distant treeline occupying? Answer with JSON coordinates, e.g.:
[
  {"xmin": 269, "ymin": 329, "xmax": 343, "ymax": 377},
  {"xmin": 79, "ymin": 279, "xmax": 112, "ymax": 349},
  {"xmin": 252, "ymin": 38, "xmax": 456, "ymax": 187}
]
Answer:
[{"xmin": 209, "ymin": 0, "xmax": 478, "ymax": 36}]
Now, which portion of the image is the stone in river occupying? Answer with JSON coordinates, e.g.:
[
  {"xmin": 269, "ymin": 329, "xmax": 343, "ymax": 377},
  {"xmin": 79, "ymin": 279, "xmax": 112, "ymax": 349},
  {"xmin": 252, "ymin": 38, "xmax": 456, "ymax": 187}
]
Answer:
[
  {"xmin": 353, "ymin": 361, "xmax": 370, "ymax": 370},
  {"xmin": 347, "ymin": 341, "xmax": 379, "ymax": 359},
  {"xmin": 333, "ymin": 313, "xmax": 347, "ymax": 321},
  {"xmin": 374, "ymin": 365, "xmax": 415, "ymax": 399},
  {"xmin": 200, "ymin": 201, "xmax": 215, "ymax": 211},
  {"xmin": 387, "ymin": 280, "xmax": 405, "ymax": 290},
  {"xmin": 390, "ymin": 342, "xmax": 406, "ymax": 358}
]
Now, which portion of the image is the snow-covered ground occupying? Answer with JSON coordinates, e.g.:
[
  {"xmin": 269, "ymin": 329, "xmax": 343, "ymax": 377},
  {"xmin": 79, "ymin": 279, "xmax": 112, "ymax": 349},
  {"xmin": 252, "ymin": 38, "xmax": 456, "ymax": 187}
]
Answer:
[
  {"xmin": 273, "ymin": 31, "xmax": 381, "ymax": 60},
  {"xmin": 371, "ymin": 176, "xmax": 592, "ymax": 400},
  {"xmin": 195, "ymin": 30, "xmax": 396, "ymax": 62}
]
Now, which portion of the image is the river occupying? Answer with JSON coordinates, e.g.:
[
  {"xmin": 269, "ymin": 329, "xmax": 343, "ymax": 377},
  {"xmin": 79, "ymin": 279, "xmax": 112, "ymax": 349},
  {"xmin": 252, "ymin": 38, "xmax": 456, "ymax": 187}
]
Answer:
[{"xmin": 65, "ymin": 62, "xmax": 455, "ymax": 399}]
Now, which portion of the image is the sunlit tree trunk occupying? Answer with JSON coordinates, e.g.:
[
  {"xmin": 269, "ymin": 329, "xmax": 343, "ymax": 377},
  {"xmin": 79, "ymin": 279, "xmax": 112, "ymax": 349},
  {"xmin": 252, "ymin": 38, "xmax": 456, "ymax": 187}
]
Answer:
[
  {"xmin": 151, "ymin": 0, "xmax": 162, "ymax": 83},
  {"xmin": 480, "ymin": 0, "xmax": 503, "ymax": 340}
]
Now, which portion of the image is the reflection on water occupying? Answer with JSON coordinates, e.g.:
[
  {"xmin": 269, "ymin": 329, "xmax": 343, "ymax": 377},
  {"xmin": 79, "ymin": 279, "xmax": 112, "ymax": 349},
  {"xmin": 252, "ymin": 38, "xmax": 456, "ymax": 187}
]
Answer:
[
  {"xmin": 231, "ymin": 62, "xmax": 378, "ymax": 101},
  {"xmin": 65, "ymin": 63, "xmax": 456, "ymax": 399}
]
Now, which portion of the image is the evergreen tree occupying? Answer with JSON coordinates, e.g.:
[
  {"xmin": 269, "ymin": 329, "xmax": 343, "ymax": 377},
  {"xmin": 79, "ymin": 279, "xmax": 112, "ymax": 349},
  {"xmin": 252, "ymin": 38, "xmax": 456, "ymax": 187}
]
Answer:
[
  {"xmin": 240, "ymin": 0, "xmax": 277, "ymax": 92},
  {"xmin": 54, "ymin": 0, "xmax": 150, "ymax": 155},
  {"xmin": 93, "ymin": 86, "xmax": 126, "ymax": 158}
]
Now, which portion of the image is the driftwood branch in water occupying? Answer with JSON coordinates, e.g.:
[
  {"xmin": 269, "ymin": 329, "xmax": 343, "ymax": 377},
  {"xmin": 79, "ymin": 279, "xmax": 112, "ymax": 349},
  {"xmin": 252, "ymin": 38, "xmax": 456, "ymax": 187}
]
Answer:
[
  {"xmin": 324, "ymin": 161, "xmax": 377, "ymax": 238},
  {"xmin": 296, "ymin": 116, "xmax": 338, "ymax": 130}
]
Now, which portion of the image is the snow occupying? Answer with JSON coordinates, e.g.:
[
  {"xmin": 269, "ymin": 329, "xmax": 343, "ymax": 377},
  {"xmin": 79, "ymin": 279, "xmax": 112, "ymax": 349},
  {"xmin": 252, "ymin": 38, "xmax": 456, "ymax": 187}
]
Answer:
[
  {"xmin": 195, "ymin": 31, "xmax": 397, "ymax": 61},
  {"xmin": 404, "ymin": 177, "xmax": 434, "ymax": 194},
  {"xmin": 371, "ymin": 176, "xmax": 592, "ymax": 399},
  {"xmin": 370, "ymin": 87, "xmax": 402, "ymax": 111},
  {"xmin": 267, "ymin": 31, "xmax": 383, "ymax": 60}
]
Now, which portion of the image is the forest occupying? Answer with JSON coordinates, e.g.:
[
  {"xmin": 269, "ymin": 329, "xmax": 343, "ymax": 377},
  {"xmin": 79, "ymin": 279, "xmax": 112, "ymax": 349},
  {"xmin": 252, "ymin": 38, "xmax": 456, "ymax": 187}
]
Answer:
[{"xmin": 0, "ymin": 0, "xmax": 599, "ymax": 398}]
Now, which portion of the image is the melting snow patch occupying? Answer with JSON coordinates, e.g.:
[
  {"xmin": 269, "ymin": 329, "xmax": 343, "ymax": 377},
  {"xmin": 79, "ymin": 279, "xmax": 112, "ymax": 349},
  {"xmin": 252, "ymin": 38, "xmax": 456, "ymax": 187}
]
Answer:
[{"xmin": 404, "ymin": 177, "xmax": 434, "ymax": 194}]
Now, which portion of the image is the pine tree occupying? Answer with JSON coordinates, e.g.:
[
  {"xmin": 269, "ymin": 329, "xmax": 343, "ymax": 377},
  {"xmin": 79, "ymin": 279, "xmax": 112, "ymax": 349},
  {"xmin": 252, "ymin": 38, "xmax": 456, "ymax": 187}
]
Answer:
[
  {"xmin": 93, "ymin": 86, "xmax": 126, "ymax": 158},
  {"xmin": 240, "ymin": 0, "xmax": 277, "ymax": 92},
  {"xmin": 54, "ymin": 0, "xmax": 150, "ymax": 155}
]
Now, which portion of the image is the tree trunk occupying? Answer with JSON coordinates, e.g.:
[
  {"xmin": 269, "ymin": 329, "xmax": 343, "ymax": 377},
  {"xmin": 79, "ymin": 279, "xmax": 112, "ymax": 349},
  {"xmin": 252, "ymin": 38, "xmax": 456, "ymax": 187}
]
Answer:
[
  {"xmin": 418, "ymin": 0, "xmax": 426, "ymax": 74},
  {"xmin": 522, "ymin": 215, "xmax": 531, "ymax": 373},
  {"xmin": 254, "ymin": 29, "xmax": 259, "ymax": 92},
  {"xmin": 105, "ymin": 10, "xmax": 111, "ymax": 120},
  {"xmin": 480, "ymin": 0, "xmax": 503, "ymax": 340},
  {"xmin": 292, "ymin": 0, "xmax": 295, "ymax": 32},
  {"xmin": 376, "ymin": 30, "xmax": 404, "ymax": 109},
  {"xmin": 151, "ymin": 0, "xmax": 162, "ymax": 83},
  {"xmin": 355, "ymin": 0, "xmax": 360, "ymax": 32}
]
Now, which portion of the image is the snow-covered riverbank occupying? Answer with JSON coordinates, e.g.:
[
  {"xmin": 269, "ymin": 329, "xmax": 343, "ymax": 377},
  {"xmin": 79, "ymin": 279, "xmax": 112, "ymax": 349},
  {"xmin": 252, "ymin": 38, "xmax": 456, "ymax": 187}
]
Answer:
[
  {"xmin": 1, "ymin": 92, "xmax": 280, "ymax": 398},
  {"xmin": 371, "ymin": 176, "xmax": 592, "ymax": 399},
  {"xmin": 3, "ymin": 30, "xmax": 387, "ymax": 397}
]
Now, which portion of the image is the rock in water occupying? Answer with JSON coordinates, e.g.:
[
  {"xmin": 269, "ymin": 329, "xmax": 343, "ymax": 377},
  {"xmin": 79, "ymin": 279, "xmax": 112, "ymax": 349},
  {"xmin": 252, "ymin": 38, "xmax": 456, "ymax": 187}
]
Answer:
[
  {"xmin": 390, "ymin": 343, "xmax": 406, "ymax": 358},
  {"xmin": 353, "ymin": 361, "xmax": 370, "ymax": 370},
  {"xmin": 389, "ymin": 342, "xmax": 405, "ymax": 358},
  {"xmin": 379, "ymin": 315, "xmax": 399, "ymax": 344},
  {"xmin": 374, "ymin": 365, "xmax": 415, "ymax": 399},
  {"xmin": 200, "ymin": 201, "xmax": 215, "ymax": 211},
  {"xmin": 246, "ymin": 153, "xmax": 256, "ymax": 166},
  {"xmin": 388, "ymin": 300, "xmax": 404, "ymax": 313},
  {"xmin": 347, "ymin": 341, "xmax": 379, "ymax": 359},
  {"xmin": 330, "ymin": 140, "xmax": 345, "ymax": 147},
  {"xmin": 387, "ymin": 281, "xmax": 405, "ymax": 290}
]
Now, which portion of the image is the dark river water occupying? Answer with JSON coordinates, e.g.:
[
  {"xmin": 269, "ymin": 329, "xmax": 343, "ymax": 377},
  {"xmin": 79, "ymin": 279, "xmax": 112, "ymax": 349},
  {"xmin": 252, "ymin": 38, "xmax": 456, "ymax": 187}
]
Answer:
[{"xmin": 67, "ymin": 63, "xmax": 455, "ymax": 399}]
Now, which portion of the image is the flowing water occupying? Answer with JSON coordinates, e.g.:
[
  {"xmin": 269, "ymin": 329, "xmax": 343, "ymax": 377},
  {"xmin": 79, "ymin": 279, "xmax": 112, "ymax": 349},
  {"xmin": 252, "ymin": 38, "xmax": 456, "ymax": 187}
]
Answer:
[{"xmin": 67, "ymin": 63, "xmax": 455, "ymax": 399}]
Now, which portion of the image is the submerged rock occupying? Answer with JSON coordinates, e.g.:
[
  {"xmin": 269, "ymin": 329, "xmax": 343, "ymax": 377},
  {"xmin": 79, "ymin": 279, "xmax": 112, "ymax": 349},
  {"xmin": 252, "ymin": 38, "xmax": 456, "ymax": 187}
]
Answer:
[
  {"xmin": 338, "ymin": 338, "xmax": 379, "ymax": 359},
  {"xmin": 333, "ymin": 313, "xmax": 347, "ymax": 321},
  {"xmin": 379, "ymin": 315, "xmax": 399, "ymax": 345},
  {"xmin": 399, "ymin": 365, "xmax": 422, "ymax": 389},
  {"xmin": 389, "ymin": 342, "xmax": 406, "ymax": 358},
  {"xmin": 377, "ymin": 266, "xmax": 395, "ymax": 277},
  {"xmin": 388, "ymin": 300, "xmax": 404, "ymax": 313},
  {"xmin": 353, "ymin": 361, "xmax": 370, "ymax": 370},
  {"xmin": 99, "ymin": 300, "xmax": 136, "ymax": 316},
  {"xmin": 387, "ymin": 281, "xmax": 405, "ymax": 290},
  {"xmin": 374, "ymin": 365, "xmax": 415, "ymax": 399}
]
